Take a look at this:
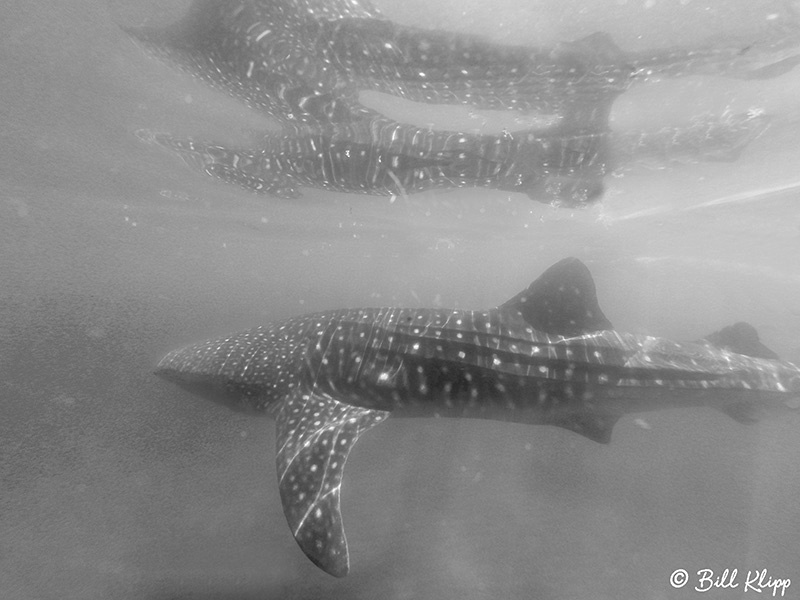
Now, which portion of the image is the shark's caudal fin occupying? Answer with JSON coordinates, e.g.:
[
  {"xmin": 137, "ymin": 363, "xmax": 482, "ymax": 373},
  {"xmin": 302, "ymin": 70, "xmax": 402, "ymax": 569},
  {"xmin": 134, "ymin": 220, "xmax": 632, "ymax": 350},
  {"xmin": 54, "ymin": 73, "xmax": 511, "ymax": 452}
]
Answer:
[
  {"xmin": 499, "ymin": 257, "xmax": 613, "ymax": 336},
  {"xmin": 275, "ymin": 388, "xmax": 389, "ymax": 577},
  {"xmin": 701, "ymin": 321, "xmax": 780, "ymax": 360},
  {"xmin": 700, "ymin": 321, "xmax": 782, "ymax": 424}
]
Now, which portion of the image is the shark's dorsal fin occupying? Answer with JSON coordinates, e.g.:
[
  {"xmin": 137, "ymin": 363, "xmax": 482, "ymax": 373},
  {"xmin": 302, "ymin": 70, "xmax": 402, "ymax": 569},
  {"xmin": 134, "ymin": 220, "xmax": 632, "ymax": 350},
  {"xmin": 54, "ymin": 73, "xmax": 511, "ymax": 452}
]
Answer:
[
  {"xmin": 499, "ymin": 257, "xmax": 613, "ymax": 336},
  {"xmin": 275, "ymin": 389, "xmax": 389, "ymax": 577},
  {"xmin": 701, "ymin": 322, "xmax": 780, "ymax": 360}
]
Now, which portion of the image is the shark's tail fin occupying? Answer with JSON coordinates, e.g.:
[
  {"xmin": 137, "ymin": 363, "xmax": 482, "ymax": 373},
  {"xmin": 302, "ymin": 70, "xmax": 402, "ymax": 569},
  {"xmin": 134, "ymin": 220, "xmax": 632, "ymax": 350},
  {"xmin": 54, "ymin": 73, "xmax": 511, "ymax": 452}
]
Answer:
[
  {"xmin": 700, "ymin": 322, "xmax": 779, "ymax": 360},
  {"xmin": 700, "ymin": 322, "xmax": 798, "ymax": 424}
]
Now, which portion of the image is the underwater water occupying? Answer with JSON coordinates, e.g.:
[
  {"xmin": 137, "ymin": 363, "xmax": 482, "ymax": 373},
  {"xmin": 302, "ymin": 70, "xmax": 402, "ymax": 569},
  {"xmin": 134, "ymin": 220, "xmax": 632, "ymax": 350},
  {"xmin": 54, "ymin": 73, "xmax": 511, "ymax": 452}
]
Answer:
[{"xmin": 2, "ymin": 0, "xmax": 800, "ymax": 598}]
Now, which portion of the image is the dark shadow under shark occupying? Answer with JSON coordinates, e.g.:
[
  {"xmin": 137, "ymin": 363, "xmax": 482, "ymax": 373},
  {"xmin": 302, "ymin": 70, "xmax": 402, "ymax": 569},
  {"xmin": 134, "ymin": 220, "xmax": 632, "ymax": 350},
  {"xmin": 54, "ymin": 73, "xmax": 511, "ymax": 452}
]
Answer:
[{"xmin": 156, "ymin": 258, "xmax": 800, "ymax": 577}]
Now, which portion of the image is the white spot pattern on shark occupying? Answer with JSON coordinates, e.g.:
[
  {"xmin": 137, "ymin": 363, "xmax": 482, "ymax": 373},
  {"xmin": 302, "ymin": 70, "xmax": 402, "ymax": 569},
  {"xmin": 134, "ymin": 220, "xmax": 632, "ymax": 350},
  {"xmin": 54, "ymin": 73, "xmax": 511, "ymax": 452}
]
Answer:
[{"xmin": 157, "ymin": 258, "xmax": 800, "ymax": 576}]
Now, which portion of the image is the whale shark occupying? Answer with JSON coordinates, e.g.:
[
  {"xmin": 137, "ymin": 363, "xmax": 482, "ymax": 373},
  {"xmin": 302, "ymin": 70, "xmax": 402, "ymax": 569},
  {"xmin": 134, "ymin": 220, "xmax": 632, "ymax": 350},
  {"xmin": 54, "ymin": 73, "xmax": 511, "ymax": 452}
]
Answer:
[
  {"xmin": 124, "ymin": 0, "xmax": 800, "ymax": 128},
  {"xmin": 125, "ymin": 0, "xmax": 794, "ymax": 205},
  {"xmin": 139, "ymin": 109, "xmax": 769, "ymax": 205},
  {"xmin": 123, "ymin": 0, "xmax": 632, "ymax": 129},
  {"xmin": 138, "ymin": 121, "xmax": 611, "ymax": 205},
  {"xmin": 156, "ymin": 257, "xmax": 800, "ymax": 577}
]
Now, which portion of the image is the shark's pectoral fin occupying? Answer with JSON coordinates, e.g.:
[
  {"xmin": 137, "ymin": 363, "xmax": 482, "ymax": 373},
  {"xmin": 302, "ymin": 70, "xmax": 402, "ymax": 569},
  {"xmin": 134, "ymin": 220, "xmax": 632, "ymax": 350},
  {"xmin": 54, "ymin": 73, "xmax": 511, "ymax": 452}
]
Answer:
[
  {"xmin": 740, "ymin": 54, "xmax": 800, "ymax": 79},
  {"xmin": 719, "ymin": 401, "xmax": 764, "ymax": 425},
  {"xmin": 275, "ymin": 389, "xmax": 390, "ymax": 577},
  {"xmin": 552, "ymin": 410, "xmax": 621, "ymax": 444}
]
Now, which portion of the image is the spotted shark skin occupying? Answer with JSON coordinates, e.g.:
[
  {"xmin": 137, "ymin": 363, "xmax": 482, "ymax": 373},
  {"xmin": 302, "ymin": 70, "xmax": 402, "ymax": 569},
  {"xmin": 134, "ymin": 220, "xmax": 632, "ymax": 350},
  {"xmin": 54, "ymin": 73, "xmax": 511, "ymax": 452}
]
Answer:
[
  {"xmin": 124, "ymin": 0, "xmax": 795, "ymax": 206},
  {"xmin": 156, "ymin": 258, "xmax": 800, "ymax": 577},
  {"xmin": 123, "ymin": 0, "xmax": 631, "ymax": 128},
  {"xmin": 125, "ymin": 0, "xmax": 800, "ymax": 129},
  {"xmin": 123, "ymin": 0, "xmax": 380, "ymax": 128},
  {"xmin": 139, "ymin": 109, "xmax": 769, "ymax": 205},
  {"xmin": 138, "ymin": 122, "xmax": 611, "ymax": 205}
]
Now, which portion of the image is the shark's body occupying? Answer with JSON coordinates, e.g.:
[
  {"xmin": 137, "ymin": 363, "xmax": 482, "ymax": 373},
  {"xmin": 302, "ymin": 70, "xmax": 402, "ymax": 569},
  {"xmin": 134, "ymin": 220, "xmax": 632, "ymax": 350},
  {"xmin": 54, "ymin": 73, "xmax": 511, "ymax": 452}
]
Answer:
[
  {"xmin": 157, "ymin": 258, "xmax": 800, "ymax": 577},
  {"xmin": 127, "ymin": 0, "xmax": 800, "ymax": 127},
  {"xmin": 140, "ymin": 122, "xmax": 611, "ymax": 205},
  {"xmin": 125, "ymin": 0, "xmax": 794, "ymax": 204},
  {"xmin": 124, "ymin": 0, "xmax": 631, "ymax": 128},
  {"xmin": 141, "ymin": 110, "xmax": 768, "ymax": 204},
  {"xmin": 126, "ymin": 0, "xmax": 800, "ymax": 127}
]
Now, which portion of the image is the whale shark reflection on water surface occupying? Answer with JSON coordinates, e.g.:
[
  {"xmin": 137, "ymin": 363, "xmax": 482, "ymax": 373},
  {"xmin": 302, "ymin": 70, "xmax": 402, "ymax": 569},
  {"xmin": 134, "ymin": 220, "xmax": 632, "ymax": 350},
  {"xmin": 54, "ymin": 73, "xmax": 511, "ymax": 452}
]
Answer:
[
  {"xmin": 156, "ymin": 258, "xmax": 800, "ymax": 577},
  {"xmin": 123, "ymin": 0, "xmax": 631, "ymax": 127},
  {"xmin": 137, "ymin": 121, "xmax": 612, "ymax": 204},
  {"xmin": 137, "ymin": 108, "xmax": 770, "ymax": 204},
  {"xmin": 124, "ymin": 0, "xmax": 800, "ymax": 126},
  {"xmin": 124, "ymin": 0, "xmax": 793, "ymax": 205},
  {"xmin": 124, "ymin": 0, "xmax": 629, "ymax": 205}
]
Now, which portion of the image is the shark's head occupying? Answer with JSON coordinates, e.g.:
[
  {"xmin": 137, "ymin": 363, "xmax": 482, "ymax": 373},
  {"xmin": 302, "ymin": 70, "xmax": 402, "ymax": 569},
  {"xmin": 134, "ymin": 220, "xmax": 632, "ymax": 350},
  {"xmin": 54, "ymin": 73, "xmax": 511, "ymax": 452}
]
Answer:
[
  {"xmin": 156, "ymin": 324, "xmax": 305, "ymax": 414},
  {"xmin": 156, "ymin": 359, "xmax": 261, "ymax": 414}
]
